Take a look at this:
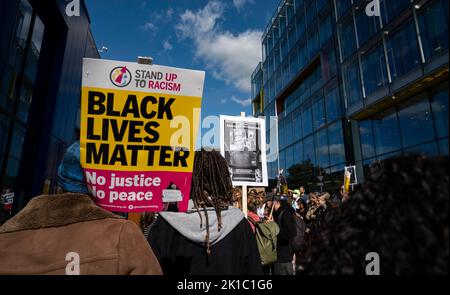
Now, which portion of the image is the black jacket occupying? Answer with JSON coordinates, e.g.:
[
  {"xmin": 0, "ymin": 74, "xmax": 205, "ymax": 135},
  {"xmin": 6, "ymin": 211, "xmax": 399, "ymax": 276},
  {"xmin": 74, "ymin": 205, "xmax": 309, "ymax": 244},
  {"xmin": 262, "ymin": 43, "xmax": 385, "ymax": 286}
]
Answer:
[
  {"xmin": 148, "ymin": 209, "xmax": 262, "ymax": 276},
  {"xmin": 274, "ymin": 205, "xmax": 296, "ymax": 263}
]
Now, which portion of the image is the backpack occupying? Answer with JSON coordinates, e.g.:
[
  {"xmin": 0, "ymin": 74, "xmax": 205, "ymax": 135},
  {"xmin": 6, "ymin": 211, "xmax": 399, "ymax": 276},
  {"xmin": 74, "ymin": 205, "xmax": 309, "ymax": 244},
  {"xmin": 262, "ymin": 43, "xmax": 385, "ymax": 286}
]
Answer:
[
  {"xmin": 248, "ymin": 217, "xmax": 280, "ymax": 266},
  {"xmin": 278, "ymin": 209, "xmax": 306, "ymax": 253}
]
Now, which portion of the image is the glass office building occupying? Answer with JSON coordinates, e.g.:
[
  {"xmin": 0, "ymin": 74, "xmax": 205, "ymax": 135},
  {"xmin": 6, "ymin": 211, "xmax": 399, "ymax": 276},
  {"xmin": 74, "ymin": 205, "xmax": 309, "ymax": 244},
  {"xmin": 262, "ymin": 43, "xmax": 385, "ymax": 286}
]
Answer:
[
  {"xmin": 0, "ymin": 0, "xmax": 100, "ymax": 212},
  {"xmin": 251, "ymin": 0, "xmax": 449, "ymax": 191}
]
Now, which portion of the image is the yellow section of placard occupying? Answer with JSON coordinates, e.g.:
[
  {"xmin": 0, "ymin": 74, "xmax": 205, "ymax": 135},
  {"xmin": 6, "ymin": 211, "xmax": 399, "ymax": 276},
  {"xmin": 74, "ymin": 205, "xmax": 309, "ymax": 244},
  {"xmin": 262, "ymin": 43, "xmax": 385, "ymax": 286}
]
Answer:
[{"xmin": 80, "ymin": 87, "xmax": 201, "ymax": 172}]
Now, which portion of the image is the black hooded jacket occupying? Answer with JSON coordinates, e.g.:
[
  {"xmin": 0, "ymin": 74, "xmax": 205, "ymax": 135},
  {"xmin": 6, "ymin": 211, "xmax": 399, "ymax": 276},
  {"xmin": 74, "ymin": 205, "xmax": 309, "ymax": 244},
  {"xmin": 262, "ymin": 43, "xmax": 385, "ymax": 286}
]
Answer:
[{"xmin": 147, "ymin": 201, "xmax": 262, "ymax": 276}]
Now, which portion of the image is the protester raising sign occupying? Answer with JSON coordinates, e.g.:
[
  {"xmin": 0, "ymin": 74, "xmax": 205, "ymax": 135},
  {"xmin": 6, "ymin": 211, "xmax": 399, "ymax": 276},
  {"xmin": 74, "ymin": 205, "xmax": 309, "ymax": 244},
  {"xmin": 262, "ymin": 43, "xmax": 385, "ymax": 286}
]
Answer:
[{"xmin": 80, "ymin": 58, "xmax": 204, "ymax": 213}]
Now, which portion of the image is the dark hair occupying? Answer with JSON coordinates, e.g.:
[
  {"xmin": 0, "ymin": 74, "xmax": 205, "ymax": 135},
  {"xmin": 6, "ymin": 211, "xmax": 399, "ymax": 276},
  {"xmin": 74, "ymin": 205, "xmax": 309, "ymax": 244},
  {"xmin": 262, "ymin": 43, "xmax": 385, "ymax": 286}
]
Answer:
[
  {"xmin": 247, "ymin": 196, "xmax": 258, "ymax": 214},
  {"xmin": 297, "ymin": 197, "xmax": 307, "ymax": 208},
  {"xmin": 307, "ymin": 155, "xmax": 449, "ymax": 275},
  {"xmin": 190, "ymin": 149, "xmax": 234, "ymax": 254}
]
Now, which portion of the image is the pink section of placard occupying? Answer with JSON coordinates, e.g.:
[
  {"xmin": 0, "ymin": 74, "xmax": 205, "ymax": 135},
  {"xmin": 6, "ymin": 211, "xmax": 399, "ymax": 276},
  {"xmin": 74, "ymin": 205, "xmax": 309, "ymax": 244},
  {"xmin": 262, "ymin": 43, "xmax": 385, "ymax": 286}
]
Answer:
[{"xmin": 84, "ymin": 168, "xmax": 192, "ymax": 213}]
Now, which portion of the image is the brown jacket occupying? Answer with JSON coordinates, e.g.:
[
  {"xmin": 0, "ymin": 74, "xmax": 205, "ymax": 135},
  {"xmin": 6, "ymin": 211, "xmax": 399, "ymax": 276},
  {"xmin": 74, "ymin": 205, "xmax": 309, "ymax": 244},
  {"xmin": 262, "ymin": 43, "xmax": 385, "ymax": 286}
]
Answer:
[{"xmin": 0, "ymin": 193, "xmax": 162, "ymax": 275}]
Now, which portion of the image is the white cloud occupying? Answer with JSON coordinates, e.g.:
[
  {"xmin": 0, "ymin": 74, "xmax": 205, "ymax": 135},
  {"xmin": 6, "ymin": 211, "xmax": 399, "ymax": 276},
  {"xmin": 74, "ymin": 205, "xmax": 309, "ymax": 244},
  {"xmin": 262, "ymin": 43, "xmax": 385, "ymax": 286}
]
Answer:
[
  {"xmin": 142, "ymin": 22, "xmax": 156, "ymax": 32},
  {"xmin": 231, "ymin": 96, "xmax": 252, "ymax": 107},
  {"xmin": 142, "ymin": 8, "xmax": 175, "ymax": 33},
  {"xmin": 176, "ymin": 1, "xmax": 262, "ymax": 93},
  {"xmin": 220, "ymin": 98, "xmax": 227, "ymax": 104},
  {"xmin": 163, "ymin": 39, "xmax": 173, "ymax": 50},
  {"xmin": 166, "ymin": 8, "xmax": 174, "ymax": 19},
  {"xmin": 233, "ymin": 0, "xmax": 254, "ymax": 10}
]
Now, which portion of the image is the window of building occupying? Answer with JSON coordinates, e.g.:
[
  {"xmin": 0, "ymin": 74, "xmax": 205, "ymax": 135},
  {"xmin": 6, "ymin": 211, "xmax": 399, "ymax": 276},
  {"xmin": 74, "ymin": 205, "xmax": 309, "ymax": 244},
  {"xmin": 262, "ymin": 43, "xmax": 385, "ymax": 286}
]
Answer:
[
  {"xmin": 359, "ymin": 120, "xmax": 376, "ymax": 159},
  {"xmin": 398, "ymin": 97, "xmax": 435, "ymax": 148},
  {"xmin": 372, "ymin": 108, "xmax": 402, "ymax": 155},
  {"xmin": 361, "ymin": 44, "xmax": 388, "ymax": 96},
  {"xmin": 380, "ymin": 0, "xmax": 411, "ymax": 25},
  {"xmin": 336, "ymin": 0, "xmax": 352, "ymax": 19},
  {"xmin": 280, "ymin": 149, "xmax": 286, "ymax": 171},
  {"xmin": 268, "ymin": 79, "xmax": 274, "ymax": 103},
  {"xmin": 287, "ymin": 3, "xmax": 295, "ymax": 23},
  {"xmin": 339, "ymin": 17, "xmax": 357, "ymax": 61},
  {"xmin": 309, "ymin": 65, "xmax": 323, "ymax": 94},
  {"xmin": 302, "ymin": 104, "xmax": 313, "ymax": 136},
  {"xmin": 288, "ymin": 24, "xmax": 297, "ymax": 51},
  {"xmin": 418, "ymin": 0, "xmax": 449, "ymax": 61},
  {"xmin": 281, "ymin": 36, "xmax": 289, "ymax": 60},
  {"xmin": 319, "ymin": 14, "xmax": 333, "ymax": 47},
  {"xmin": 355, "ymin": 6, "xmax": 381, "ymax": 46},
  {"xmin": 273, "ymin": 22, "xmax": 280, "ymax": 44},
  {"xmin": 274, "ymin": 47, "xmax": 281, "ymax": 71},
  {"xmin": 282, "ymin": 59, "xmax": 290, "ymax": 88},
  {"xmin": 386, "ymin": 20, "xmax": 421, "ymax": 81},
  {"xmin": 290, "ymin": 47, "xmax": 299, "ymax": 79},
  {"xmin": 431, "ymin": 87, "xmax": 449, "ymax": 139},
  {"xmin": 285, "ymin": 116, "xmax": 293, "ymax": 146},
  {"xmin": 294, "ymin": 140, "xmax": 304, "ymax": 164},
  {"xmin": 0, "ymin": 114, "xmax": 11, "ymax": 170},
  {"xmin": 306, "ymin": 0, "xmax": 317, "ymax": 26},
  {"xmin": 267, "ymin": 56, "xmax": 273, "ymax": 76},
  {"xmin": 313, "ymin": 96, "xmax": 326, "ymax": 130},
  {"xmin": 328, "ymin": 121, "xmax": 346, "ymax": 165},
  {"xmin": 308, "ymin": 26, "xmax": 320, "ymax": 58},
  {"xmin": 315, "ymin": 127, "xmax": 330, "ymax": 168},
  {"xmin": 303, "ymin": 135, "xmax": 316, "ymax": 166},
  {"xmin": 296, "ymin": 0, "xmax": 305, "ymax": 12},
  {"xmin": 322, "ymin": 47, "xmax": 337, "ymax": 82},
  {"xmin": 298, "ymin": 42, "xmax": 309, "ymax": 70},
  {"xmin": 266, "ymin": 35, "xmax": 273, "ymax": 56},
  {"xmin": 293, "ymin": 113, "xmax": 303, "ymax": 141},
  {"xmin": 342, "ymin": 59, "xmax": 362, "ymax": 107},
  {"xmin": 286, "ymin": 145, "xmax": 294, "ymax": 170},
  {"xmin": 298, "ymin": 80, "xmax": 309, "ymax": 103},
  {"xmin": 316, "ymin": 0, "xmax": 327, "ymax": 12},
  {"xmin": 275, "ymin": 69, "xmax": 282, "ymax": 94},
  {"xmin": 280, "ymin": 15, "xmax": 287, "ymax": 36},
  {"xmin": 263, "ymin": 61, "xmax": 269, "ymax": 84},
  {"xmin": 2, "ymin": 124, "xmax": 26, "ymax": 189},
  {"xmin": 296, "ymin": 13, "xmax": 306, "ymax": 40},
  {"xmin": 279, "ymin": 119, "xmax": 286, "ymax": 149},
  {"xmin": 0, "ymin": 0, "xmax": 33, "ymax": 111},
  {"xmin": 325, "ymin": 87, "xmax": 341, "ymax": 122}
]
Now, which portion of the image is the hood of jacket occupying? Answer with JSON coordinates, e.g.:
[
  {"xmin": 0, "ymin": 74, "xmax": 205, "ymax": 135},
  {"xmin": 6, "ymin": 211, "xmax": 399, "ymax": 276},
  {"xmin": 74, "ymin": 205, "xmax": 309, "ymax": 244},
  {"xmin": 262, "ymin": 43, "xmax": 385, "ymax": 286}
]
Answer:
[
  {"xmin": 0, "ymin": 193, "xmax": 122, "ymax": 233},
  {"xmin": 159, "ymin": 200, "xmax": 245, "ymax": 246}
]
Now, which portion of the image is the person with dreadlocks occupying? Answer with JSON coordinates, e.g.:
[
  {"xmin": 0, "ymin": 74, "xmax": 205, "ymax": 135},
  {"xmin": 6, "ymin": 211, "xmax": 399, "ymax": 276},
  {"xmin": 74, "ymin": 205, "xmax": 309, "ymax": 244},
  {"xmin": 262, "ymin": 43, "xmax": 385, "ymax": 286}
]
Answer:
[{"xmin": 147, "ymin": 149, "xmax": 262, "ymax": 276}]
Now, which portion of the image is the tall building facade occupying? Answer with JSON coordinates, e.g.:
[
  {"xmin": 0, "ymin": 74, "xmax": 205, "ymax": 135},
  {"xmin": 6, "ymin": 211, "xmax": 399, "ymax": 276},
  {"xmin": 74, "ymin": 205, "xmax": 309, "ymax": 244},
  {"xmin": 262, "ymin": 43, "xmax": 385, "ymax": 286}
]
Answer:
[
  {"xmin": 251, "ymin": 0, "xmax": 449, "ymax": 192},
  {"xmin": 0, "ymin": 0, "xmax": 100, "ymax": 212}
]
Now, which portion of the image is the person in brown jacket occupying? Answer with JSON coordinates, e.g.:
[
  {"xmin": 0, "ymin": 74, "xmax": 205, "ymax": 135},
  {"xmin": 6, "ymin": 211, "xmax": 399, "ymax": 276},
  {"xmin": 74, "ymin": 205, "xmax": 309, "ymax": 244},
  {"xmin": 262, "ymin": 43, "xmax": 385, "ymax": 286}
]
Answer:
[{"xmin": 0, "ymin": 141, "xmax": 162, "ymax": 275}]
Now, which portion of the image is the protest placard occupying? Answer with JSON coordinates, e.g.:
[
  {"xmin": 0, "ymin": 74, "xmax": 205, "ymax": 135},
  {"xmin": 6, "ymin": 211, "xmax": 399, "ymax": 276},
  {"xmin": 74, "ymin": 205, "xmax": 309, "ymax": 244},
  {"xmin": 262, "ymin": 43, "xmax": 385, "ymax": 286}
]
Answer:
[
  {"xmin": 220, "ymin": 115, "xmax": 268, "ymax": 187},
  {"xmin": 80, "ymin": 58, "xmax": 204, "ymax": 212}
]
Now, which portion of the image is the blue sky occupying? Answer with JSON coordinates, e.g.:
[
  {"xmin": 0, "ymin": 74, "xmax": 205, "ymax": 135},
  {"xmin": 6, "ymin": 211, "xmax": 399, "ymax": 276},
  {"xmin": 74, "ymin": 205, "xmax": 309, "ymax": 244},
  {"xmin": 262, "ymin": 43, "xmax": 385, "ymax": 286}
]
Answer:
[{"xmin": 85, "ymin": 0, "xmax": 278, "ymax": 117}]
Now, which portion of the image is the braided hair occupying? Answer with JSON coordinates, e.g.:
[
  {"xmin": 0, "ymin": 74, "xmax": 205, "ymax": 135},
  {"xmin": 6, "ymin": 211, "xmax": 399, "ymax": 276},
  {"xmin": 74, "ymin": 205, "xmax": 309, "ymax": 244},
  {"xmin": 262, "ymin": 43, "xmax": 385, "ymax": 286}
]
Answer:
[
  {"xmin": 190, "ymin": 149, "xmax": 234, "ymax": 255},
  {"xmin": 306, "ymin": 155, "xmax": 449, "ymax": 274}
]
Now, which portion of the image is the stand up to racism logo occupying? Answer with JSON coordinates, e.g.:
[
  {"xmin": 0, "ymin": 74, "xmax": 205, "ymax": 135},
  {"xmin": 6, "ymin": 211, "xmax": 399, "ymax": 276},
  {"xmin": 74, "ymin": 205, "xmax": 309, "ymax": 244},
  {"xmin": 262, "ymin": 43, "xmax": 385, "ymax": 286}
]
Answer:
[{"xmin": 110, "ymin": 66, "xmax": 132, "ymax": 87}]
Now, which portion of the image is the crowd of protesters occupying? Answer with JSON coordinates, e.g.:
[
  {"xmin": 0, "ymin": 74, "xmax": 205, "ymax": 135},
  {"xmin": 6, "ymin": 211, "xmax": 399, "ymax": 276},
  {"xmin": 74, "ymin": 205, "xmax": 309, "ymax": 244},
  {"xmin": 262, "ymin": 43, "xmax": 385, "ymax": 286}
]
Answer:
[
  {"xmin": 0, "ymin": 141, "xmax": 448, "ymax": 275},
  {"xmin": 242, "ymin": 183, "xmax": 351, "ymax": 275}
]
